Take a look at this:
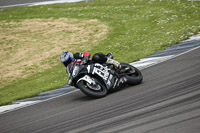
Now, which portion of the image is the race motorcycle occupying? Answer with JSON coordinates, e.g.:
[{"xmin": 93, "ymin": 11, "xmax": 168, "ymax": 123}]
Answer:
[{"xmin": 69, "ymin": 60, "xmax": 143, "ymax": 98}]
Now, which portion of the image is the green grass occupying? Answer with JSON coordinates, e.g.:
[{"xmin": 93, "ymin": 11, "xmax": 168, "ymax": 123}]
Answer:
[{"xmin": 0, "ymin": 0, "xmax": 200, "ymax": 105}]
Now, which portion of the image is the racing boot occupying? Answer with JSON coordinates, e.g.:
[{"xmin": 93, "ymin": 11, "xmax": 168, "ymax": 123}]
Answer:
[{"xmin": 106, "ymin": 58, "xmax": 121, "ymax": 69}]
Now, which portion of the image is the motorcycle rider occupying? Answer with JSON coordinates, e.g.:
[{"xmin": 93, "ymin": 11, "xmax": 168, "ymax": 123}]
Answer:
[{"xmin": 60, "ymin": 52, "xmax": 121, "ymax": 85}]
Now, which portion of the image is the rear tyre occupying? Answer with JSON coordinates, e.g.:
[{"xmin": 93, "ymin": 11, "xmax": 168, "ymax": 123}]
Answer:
[
  {"xmin": 77, "ymin": 80, "xmax": 108, "ymax": 98},
  {"xmin": 121, "ymin": 63, "xmax": 143, "ymax": 86}
]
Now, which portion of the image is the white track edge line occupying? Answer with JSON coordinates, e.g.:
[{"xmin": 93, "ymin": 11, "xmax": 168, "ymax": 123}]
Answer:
[
  {"xmin": 141, "ymin": 45, "xmax": 200, "ymax": 70},
  {"xmin": 0, "ymin": 89, "xmax": 79, "ymax": 114}
]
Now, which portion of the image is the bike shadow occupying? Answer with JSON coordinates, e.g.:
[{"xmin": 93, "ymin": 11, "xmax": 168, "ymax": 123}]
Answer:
[
  {"xmin": 72, "ymin": 92, "xmax": 100, "ymax": 101},
  {"xmin": 72, "ymin": 85, "xmax": 132, "ymax": 102}
]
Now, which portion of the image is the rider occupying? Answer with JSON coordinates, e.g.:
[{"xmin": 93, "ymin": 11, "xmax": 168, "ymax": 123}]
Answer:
[{"xmin": 60, "ymin": 52, "xmax": 121, "ymax": 85}]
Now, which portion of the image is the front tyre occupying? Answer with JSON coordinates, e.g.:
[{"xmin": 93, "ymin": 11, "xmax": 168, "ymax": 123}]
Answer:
[{"xmin": 76, "ymin": 80, "xmax": 108, "ymax": 98}]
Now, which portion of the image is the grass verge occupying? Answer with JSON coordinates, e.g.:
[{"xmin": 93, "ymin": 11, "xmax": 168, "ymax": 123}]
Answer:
[{"xmin": 0, "ymin": 0, "xmax": 200, "ymax": 106}]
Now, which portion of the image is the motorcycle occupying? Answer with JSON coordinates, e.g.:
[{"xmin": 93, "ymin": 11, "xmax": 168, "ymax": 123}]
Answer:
[{"xmin": 69, "ymin": 60, "xmax": 143, "ymax": 98}]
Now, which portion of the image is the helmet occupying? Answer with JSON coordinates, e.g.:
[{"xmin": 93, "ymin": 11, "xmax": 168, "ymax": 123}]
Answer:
[{"xmin": 60, "ymin": 52, "xmax": 74, "ymax": 67}]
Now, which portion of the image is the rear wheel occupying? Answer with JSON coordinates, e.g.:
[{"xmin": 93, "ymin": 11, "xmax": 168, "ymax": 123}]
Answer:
[
  {"xmin": 121, "ymin": 63, "xmax": 143, "ymax": 86},
  {"xmin": 76, "ymin": 79, "xmax": 107, "ymax": 98}
]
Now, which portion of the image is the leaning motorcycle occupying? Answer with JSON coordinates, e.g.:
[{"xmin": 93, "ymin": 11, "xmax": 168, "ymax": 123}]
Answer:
[{"xmin": 69, "ymin": 61, "xmax": 143, "ymax": 98}]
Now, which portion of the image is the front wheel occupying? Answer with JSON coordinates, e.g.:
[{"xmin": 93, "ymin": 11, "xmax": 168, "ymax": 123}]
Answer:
[
  {"xmin": 121, "ymin": 63, "xmax": 143, "ymax": 86},
  {"xmin": 76, "ymin": 79, "xmax": 108, "ymax": 98}
]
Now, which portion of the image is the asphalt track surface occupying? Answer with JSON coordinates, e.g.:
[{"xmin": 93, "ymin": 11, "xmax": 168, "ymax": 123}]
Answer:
[
  {"xmin": 0, "ymin": 46, "xmax": 200, "ymax": 133},
  {"xmin": 0, "ymin": 0, "xmax": 86, "ymax": 8},
  {"xmin": 0, "ymin": 0, "xmax": 56, "ymax": 6}
]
